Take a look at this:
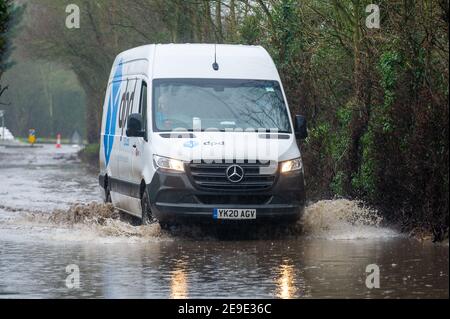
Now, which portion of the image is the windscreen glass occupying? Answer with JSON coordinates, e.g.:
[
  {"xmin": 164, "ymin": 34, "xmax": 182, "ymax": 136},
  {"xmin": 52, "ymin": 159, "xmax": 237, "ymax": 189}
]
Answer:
[{"xmin": 152, "ymin": 79, "xmax": 292, "ymax": 132}]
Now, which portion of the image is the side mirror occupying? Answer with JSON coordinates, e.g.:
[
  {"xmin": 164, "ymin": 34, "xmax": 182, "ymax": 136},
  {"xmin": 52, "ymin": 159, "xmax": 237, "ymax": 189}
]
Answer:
[
  {"xmin": 294, "ymin": 115, "xmax": 308, "ymax": 140},
  {"xmin": 126, "ymin": 113, "xmax": 146, "ymax": 138}
]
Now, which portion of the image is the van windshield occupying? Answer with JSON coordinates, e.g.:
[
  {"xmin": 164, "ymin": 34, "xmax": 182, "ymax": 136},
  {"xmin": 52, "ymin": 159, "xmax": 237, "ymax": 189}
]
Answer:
[{"xmin": 152, "ymin": 79, "xmax": 292, "ymax": 133}]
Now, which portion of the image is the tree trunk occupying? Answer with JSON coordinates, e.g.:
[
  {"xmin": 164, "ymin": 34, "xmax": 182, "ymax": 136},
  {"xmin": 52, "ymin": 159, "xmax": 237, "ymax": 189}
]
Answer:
[
  {"xmin": 215, "ymin": 0, "xmax": 223, "ymax": 42},
  {"xmin": 203, "ymin": 0, "xmax": 213, "ymax": 42},
  {"xmin": 85, "ymin": 89, "xmax": 103, "ymax": 144},
  {"xmin": 343, "ymin": 0, "xmax": 371, "ymax": 195},
  {"xmin": 229, "ymin": 0, "xmax": 237, "ymax": 42}
]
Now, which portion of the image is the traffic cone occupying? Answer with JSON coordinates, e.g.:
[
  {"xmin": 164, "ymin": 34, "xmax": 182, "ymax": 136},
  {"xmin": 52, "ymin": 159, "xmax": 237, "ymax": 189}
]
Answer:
[{"xmin": 56, "ymin": 134, "xmax": 62, "ymax": 148}]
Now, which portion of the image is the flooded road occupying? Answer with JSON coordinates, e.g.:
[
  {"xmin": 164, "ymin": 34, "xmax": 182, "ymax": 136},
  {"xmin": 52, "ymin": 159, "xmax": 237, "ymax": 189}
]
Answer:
[{"xmin": 0, "ymin": 145, "xmax": 448, "ymax": 298}]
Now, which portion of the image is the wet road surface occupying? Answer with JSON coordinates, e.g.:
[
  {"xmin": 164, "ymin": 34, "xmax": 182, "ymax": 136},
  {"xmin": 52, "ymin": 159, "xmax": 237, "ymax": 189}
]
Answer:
[{"xmin": 0, "ymin": 144, "xmax": 448, "ymax": 298}]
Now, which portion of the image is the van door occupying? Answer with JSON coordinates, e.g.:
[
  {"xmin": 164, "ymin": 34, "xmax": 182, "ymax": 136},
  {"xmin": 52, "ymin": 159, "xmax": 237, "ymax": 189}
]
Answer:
[
  {"xmin": 130, "ymin": 80, "xmax": 148, "ymax": 187},
  {"xmin": 103, "ymin": 79, "xmax": 122, "ymax": 200},
  {"xmin": 101, "ymin": 82, "xmax": 119, "ymax": 179},
  {"xmin": 117, "ymin": 78, "xmax": 139, "ymax": 184}
]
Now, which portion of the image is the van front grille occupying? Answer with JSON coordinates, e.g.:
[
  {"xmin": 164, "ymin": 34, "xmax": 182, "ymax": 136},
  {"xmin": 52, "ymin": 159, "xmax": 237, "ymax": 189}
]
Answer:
[
  {"xmin": 187, "ymin": 161, "xmax": 278, "ymax": 191},
  {"xmin": 196, "ymin": 195, "xmax": 272, "ymax": 205}
]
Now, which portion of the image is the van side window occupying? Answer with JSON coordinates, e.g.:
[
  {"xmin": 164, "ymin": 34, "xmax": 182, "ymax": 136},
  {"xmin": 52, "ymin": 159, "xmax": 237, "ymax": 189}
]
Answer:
[{"xmin": 139, "ymin": 81, "xmax": 148, "ymax": 136}]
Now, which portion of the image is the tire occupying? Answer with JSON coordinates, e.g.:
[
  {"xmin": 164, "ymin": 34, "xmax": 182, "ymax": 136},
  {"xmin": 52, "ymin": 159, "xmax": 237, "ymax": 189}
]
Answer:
[{"xmin": 141, "ymin": 188, "xmax": 153, "ymax": 225}]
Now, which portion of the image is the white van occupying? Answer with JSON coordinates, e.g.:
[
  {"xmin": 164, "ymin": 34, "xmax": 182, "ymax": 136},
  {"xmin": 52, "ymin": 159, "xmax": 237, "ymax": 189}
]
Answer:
[{"xmin": 99, "ymin": 44, "xmax": 308, "ymax": 225}]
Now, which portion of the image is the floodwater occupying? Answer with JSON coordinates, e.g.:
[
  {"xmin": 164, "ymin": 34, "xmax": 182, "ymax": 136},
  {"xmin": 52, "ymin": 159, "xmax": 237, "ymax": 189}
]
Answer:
[{"xmin": 0, "ymin": 144, "xmax": 448, "ymax": 299}]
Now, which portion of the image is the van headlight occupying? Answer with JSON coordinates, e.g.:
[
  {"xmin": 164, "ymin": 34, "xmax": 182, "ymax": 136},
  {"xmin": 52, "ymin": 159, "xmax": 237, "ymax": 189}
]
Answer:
[
  {"xmin": 153, "ymin": 155, "xmax": 185, "ymax": 172},
  {"xmin": 280, "ymin": 157, "xmax": 303, "ymax": 174}
]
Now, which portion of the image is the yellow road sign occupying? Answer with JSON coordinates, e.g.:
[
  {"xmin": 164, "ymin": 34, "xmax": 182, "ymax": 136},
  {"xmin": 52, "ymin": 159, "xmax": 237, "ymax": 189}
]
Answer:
[{"xmin": 28, "ymin": 129, "xmax": 36, "ymax": 145}]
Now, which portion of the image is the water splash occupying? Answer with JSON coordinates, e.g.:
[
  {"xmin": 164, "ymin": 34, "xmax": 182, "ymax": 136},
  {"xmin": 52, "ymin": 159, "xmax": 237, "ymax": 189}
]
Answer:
[
  {"xmin": 20, "ymin": 202, "xmax": 167, "ymax": 243},
  {"xmin": 301, "ymin": 199, "xmax": 398, "ymax": 240},
  {"xmin": 8, "ymin": 199, "xmax": 399, "ymax": 242}
]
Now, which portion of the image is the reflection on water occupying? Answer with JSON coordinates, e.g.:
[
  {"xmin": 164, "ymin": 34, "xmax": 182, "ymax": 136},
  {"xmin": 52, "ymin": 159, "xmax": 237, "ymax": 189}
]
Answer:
[
  {"xmin": 276, "ymin": 263, "xmax": 297, "ymax": 299},
  {"xmin": 0, "ymin": 238, "xmax": 447, "ymax": 298},
  {"xmin": 171, "ymin": 262, "xmax": 188, "ymax": 299}
]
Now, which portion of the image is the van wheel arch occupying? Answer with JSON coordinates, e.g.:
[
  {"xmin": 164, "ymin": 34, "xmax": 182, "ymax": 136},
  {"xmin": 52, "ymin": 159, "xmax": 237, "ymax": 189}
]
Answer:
[
  {"xmin": 139, "ymin": 180, "xmax": 147, "ymax": 199},
  {"xmin": 103, "ymin": 174, "xmax": 109, "ymax": 189},
  {"xmin": 140, "ymin": 181, "xmax": 153, "ymax": 225},
  {"xmin": 104, "ymin": 175, "xmax": 112, "ymax": 203}
]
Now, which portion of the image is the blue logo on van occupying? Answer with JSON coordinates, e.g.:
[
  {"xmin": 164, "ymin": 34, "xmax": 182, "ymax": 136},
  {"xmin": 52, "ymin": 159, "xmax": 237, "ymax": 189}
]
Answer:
[
  {"xmin": 183, "ymin": 140, "xmax": 199, "ymax": 148},
  {"xmin": 103, "ymin": 60, "xmax": 123, "ymax": 167}
]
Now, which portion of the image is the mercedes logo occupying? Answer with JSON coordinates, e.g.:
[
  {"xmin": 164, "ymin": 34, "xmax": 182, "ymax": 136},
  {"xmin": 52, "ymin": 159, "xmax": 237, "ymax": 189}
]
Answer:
[{"xmin": 226, "ymin": 165, "xmax": 245, "ymax": 183}]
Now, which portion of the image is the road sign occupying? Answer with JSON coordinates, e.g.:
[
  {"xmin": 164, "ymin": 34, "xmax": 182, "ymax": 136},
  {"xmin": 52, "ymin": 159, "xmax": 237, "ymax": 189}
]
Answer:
[{"xmin": 28, "ymin": 129, "xmax": 36, "ymax": 145}]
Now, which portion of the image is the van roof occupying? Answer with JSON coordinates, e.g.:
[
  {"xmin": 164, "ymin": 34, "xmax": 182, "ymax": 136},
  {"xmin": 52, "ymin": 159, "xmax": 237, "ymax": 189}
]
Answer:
[{"xmin": 112, "ymin": 44, "xmax": 281, "ymax": 81}]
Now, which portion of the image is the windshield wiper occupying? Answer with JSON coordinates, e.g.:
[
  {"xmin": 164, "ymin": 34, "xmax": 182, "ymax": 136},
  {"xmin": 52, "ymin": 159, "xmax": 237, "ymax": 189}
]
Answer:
[{"xmin": 177, "ymin": 128, "xmax": 292, "ymax": 133}]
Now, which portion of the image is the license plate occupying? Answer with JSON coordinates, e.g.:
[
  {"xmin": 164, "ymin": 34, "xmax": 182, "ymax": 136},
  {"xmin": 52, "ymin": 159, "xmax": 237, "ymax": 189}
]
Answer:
[{"xmin": 213, "ymin": 209, "xmax": 256, "ymax": 220}]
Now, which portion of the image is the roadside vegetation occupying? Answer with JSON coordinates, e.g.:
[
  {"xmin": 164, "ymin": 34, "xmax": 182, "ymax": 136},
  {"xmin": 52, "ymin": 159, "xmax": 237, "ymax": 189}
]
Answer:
[
  {"xmin": 1, "ymin": 0, "xmax": 448, "ymax": 240},
  {"xmin": 0, "ymin": 0, "xmax": 22, "ymax": 105},
  {"xmin": 77, "ymin": 143, "xmax": 99, "ymax": 168}
]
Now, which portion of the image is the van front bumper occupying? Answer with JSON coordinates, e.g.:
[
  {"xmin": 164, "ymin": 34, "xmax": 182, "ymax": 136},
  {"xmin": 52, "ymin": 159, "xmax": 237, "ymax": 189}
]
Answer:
[{"xmin": 147, "ymin": 168, "xmax": 306, "ymax": 224}]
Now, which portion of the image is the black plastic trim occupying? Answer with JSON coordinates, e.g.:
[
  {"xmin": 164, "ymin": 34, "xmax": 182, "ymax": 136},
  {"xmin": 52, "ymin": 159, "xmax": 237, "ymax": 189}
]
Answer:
[{"xmin": 108, "ymin": 177, "xmax": 141, "ymax": 199}]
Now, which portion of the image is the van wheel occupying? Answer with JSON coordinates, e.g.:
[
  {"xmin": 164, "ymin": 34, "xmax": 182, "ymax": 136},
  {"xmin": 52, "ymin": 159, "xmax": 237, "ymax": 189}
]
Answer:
[
  {"xmin": 141, "ymin": 189, "xmax": 153, "ymax": 225},
  {"xmin": 105, "ymin": 183, "xmax": 112, "ymax": 203}
]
